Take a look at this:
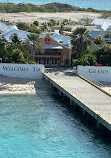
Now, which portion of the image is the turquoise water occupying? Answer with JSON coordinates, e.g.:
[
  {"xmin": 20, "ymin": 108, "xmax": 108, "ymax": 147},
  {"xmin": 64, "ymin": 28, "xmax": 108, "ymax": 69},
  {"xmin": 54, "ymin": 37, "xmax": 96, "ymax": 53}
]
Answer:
[
  {"xmin": 0, "ymin": 89, "xmax": 111, "ymax": 158},
  {"xmin": 1, "ymin": 0, "xmax": 111, "ymax": 10}
]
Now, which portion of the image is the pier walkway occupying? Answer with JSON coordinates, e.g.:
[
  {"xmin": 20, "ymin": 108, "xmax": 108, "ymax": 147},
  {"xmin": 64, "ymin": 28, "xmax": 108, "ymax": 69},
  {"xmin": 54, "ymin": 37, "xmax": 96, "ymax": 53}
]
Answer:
[{"xmin": 43, "ymin": 69, "xmax": 111, "ymax": 132}]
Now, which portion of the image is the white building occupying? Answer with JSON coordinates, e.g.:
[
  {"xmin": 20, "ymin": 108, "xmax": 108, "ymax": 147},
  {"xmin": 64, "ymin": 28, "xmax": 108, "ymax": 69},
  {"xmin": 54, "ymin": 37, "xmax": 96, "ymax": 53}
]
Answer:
[
  {"xmin": 0, "ymin": 21, "xmax": 32, "ymax": 42},
  {"xmin": 0, "ymin": 21, "xmax": 18, "ymax": 33},
  {"xmin": 91, "ymin": 18, "xmax": 111, "ymax": 43},
  {"xmin": 0, "ymin": 29, "xmax": 31, "ymax": 42}
]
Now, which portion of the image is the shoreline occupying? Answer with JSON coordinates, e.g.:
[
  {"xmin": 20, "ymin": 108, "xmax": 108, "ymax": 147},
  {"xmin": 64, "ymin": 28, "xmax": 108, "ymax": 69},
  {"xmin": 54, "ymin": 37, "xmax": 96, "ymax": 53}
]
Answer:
[
  {"xmin": 0, "ymin": 75, "xmax": 36, "ymax": 94},
  {"xmin": 0, "ymin": 75, "xmax": 51, "ymax": 95}
]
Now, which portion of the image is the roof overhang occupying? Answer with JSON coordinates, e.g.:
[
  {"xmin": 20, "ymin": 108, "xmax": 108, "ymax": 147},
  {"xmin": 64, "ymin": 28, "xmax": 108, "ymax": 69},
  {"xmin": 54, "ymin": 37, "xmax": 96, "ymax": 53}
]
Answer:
[{"xmin": 45, "ymin": 45, "xmax": 63, "ymax": 49}]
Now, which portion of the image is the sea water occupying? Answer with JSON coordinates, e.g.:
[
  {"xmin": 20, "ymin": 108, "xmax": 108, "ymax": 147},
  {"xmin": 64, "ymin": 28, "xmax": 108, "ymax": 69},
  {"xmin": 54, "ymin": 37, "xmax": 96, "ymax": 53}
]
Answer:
[
  {"xmin": 1, "ymin": 0, "xmax": 111, "ymax": 10},
  {"xmin": 0, "ymin": 85, "xmax": 110, "ymax": 158}
]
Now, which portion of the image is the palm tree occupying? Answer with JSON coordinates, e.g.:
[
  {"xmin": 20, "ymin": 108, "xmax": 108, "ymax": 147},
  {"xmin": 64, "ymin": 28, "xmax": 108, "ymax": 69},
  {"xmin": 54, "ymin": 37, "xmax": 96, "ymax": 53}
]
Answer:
[
  {"xmin": 27, "ymin": 33, "xmax": 39, "ymax": 44},
  {"xmin": 59, "ymin": 24, "xmax": 64, "ymax": 34},
  {"xmin": 10, "ymin": 33, "xmax": 22, "ymax": 47},
  {"xmin": 27, "ymin": 33, "xmax": 44, "ymax": 61},
  {"xmin": 20, "ymin": 41, "xmax": 33, "ymax": 62},
  {"xmin": 62, "ymin": 19, "xmax": 72, "ymax": 25},
  {"xmin": 27, "ymin": 33, "xmax": 39, "ymax": 61},
  {"xmin": 47, "ymin": 19, "xmax": 56, "ymax": 32},
  {"xmin": 41, "ymin": 22, "xmax": 48, "ymax": 31},
  {"xmin": 71, "ymin": 27, "xmax": 91, "ymax": 58},
  {"xmin": 0, "ymin": 36, "xmax": 7, "ymax": 62}
]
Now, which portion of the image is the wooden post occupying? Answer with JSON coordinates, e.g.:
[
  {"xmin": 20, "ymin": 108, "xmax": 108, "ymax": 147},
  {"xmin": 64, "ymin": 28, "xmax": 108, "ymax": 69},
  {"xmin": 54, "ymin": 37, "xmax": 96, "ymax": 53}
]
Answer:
[
  {"xmin": 83, "ymin": 109, "xmax": 86, "ymax": 116},
  {"xmin": 96, "ymin": 114, "xmax": 100, "ymax": 129},
  {"xmin": 59, "ymin": 91, "xmax": 62, "ymax": 96}
]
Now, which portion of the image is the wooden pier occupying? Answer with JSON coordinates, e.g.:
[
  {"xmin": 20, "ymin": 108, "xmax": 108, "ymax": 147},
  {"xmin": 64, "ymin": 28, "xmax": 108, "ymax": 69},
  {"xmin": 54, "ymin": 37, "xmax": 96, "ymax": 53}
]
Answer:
[{"xmin": 43, "ymin": 70, "xmax": 111, "ymax": 135}]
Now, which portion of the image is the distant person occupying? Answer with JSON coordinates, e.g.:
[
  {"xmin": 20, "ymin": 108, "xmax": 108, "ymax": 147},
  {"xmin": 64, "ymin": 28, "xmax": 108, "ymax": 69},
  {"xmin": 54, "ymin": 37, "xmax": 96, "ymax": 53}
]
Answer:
[{"xmin": 73, "ymin": 66, "xmax": 77, "ymax": 74}]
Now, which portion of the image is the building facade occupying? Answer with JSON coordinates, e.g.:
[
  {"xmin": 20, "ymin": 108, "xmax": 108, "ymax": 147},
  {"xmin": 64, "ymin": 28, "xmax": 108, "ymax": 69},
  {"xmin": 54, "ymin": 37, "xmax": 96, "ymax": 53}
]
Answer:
[{"xmin": 35, "ymin": 33, "xmax": 71, "ymax": 66}]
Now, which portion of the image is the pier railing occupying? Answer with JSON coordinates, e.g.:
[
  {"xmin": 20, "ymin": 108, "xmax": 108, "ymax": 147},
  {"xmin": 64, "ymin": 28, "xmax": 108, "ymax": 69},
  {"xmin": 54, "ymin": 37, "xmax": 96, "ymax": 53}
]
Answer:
[
  {"xmin": 79, "ymin": 72, "xmax": 104, "ymax": 87},
  {"xmin": 78, "ymin": 72, "xmax": 111, "ymax": 95}
]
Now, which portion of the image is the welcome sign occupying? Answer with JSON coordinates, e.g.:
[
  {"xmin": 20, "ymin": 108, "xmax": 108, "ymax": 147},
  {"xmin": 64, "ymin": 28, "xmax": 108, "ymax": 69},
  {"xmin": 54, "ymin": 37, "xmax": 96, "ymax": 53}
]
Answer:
[
  {"xmin": 0, "ymin": 63, "xmax": 44, "ymax": 79},
  {"xmin": 77, "ymin": 65, "xmax": 111, "ymax": 82}
]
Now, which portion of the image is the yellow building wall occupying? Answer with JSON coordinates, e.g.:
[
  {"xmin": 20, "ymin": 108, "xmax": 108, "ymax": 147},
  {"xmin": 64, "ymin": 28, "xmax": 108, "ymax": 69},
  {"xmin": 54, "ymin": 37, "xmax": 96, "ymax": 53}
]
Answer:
[{"xmin": 45, "ymin": 34, "xmax": 70, "ymax": 63}]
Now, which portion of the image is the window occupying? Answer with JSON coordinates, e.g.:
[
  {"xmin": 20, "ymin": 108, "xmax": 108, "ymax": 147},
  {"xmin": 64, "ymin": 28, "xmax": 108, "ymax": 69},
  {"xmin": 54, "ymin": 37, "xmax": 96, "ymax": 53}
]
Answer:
[
  {"xmin": 47, "ymin": 58, "xmax": 49, "ymax": 64},
  {"xmin": 105, "ymin": 34, "xmax": 110, "ymax": 38},
  {"xmin": 39, "ymin": 58, "xmax": 41, "ymax": 64},
  {"xmin": 59, "ymin": 40, "xmax": 63, "ymax": 44},
  {"xmin": 44, "ymin": 58, "xmax": 47, "ymax": 64},
  {"xmin": 45, "ymin": 38, "xmax": 50, "ymax": 44},
  {"xmin": 52, "ymin": 49, "xmax": 58, "ymax": 53},
  {"xmin": 36, "ymin": 58, "xmax": 38, "ymax": 63},
  {"xmin": 55, "ymin": 58, "xmax": 57, "ymax": 64},
  {"xmin": 52, "ymin": 58, "xmax": 54, "ymax": 64}
]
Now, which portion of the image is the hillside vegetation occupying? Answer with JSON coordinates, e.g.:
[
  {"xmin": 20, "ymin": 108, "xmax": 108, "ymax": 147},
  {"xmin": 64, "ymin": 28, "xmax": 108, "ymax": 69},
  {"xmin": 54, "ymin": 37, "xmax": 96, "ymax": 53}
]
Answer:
[{"xmin": 0, "ymin": 2, "xmax": 110, "ymax": 18}]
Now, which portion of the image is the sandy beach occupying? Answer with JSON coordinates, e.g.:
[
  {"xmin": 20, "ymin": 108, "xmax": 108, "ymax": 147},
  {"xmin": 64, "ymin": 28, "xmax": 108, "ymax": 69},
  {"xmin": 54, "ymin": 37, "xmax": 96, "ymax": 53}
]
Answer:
[
  {"xmin": 0, "ymin": 75, "xmax": 36, "ymax": 94},
  {"xmin": 0, "ymin": 75, "xmax": 51, "ymax": 95},
  {"xmin": 0, "ymin": 12, "xmax": 101, "ymax": 24}
]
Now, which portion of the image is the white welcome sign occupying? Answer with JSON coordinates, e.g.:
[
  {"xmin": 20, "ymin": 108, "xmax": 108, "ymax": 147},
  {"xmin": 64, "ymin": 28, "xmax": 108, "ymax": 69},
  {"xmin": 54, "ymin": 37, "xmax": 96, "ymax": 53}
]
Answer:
[
  {"xmin": 0, "ymin": 63, "xmax": 44, "ymax": 79},
  {"xmin": 77, "ymin": 65, "xmax": 111, "ymax": 82}
]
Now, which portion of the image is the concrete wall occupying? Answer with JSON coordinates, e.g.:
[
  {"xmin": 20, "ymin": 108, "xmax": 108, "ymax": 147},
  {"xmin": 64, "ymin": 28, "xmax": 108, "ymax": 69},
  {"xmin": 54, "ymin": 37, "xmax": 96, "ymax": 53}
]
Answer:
[
  {"xmin": 0, "ymin": 63, "xmax": 44, "ymax": 79},
  {"xmin": 77, "ymin": 65, "xmax": 111, "ymax": 82}
]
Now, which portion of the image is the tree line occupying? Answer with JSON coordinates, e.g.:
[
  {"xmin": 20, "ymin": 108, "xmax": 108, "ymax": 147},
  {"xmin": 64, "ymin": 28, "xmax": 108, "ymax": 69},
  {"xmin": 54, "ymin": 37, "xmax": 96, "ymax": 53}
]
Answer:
[
  {"xmin": 0, "ymin": 33, "xmax": 44, "ymax": 64},
  {"xmin": 71, "ymin": 28, "xmax": 111, "ymax": 66},
  {"xmin": 2, "ymin": 18, "xmax": 85, "ymax": 34}
]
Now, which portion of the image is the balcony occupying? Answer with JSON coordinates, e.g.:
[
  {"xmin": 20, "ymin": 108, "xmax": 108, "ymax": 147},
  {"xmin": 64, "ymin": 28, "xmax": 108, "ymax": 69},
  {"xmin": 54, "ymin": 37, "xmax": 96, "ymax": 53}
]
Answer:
[
  {"xmin": 35, "ymin": 51, "xmax": 61, "ymax": 56},
  {"xmin": 45, "ymin": 52, "xmax": 61, "ymax": 55}
]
